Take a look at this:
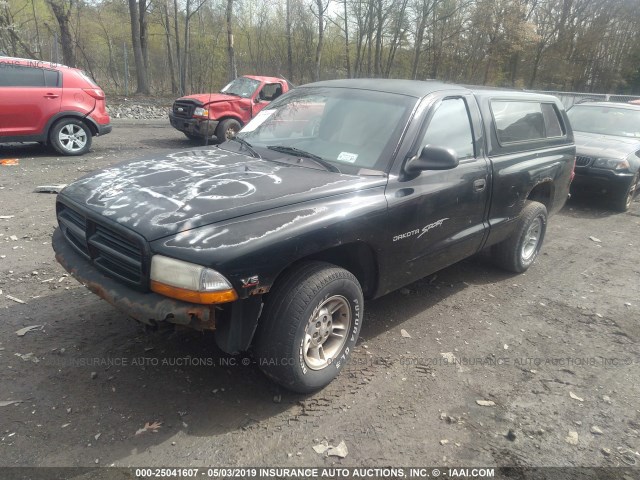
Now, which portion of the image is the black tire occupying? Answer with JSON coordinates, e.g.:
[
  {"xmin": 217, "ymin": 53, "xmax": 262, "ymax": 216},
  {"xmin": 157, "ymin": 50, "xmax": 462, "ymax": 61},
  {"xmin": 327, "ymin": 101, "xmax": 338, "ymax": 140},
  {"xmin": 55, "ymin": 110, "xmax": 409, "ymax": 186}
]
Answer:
[
  {"xmin": 492, "ymin": 201, "xmax": 547, "ymax": 273},
  {"xmin": 49, "ymin": 118, "xmax": 92, "ymax": 156},
  {"xmin": 611, "ymin": 172, "xmax": 638, "ymax": 212},
  {"xmin": 216, "ymin": 119, "xmax": 242, "ymax": 142},
  {"xmin": 254, "ymin": 261, "xmax": 364, "ymax": 393}
]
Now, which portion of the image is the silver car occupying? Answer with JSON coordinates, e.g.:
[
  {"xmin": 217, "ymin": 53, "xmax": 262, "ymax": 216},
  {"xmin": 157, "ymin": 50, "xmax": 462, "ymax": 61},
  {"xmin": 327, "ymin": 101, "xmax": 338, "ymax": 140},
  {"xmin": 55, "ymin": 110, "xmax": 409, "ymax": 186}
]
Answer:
[{"xmin": 567, "ymin": 102, "xmax": 640, "ymax": 211}]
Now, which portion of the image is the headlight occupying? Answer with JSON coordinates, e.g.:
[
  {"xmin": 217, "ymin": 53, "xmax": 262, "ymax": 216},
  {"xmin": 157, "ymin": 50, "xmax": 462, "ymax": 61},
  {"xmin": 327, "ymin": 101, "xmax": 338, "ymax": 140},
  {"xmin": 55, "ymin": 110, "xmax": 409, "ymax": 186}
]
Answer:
[
  {"xmin": 193, "ymin": 107, "xmax": 209, "ymax": 117},
  {"xmin": 150, "ymin": 255, "xmax": 237, "ymax": 304},
  {"xmin": 593, "ymin": 158, "xmax": 629, "ymax": 170}
]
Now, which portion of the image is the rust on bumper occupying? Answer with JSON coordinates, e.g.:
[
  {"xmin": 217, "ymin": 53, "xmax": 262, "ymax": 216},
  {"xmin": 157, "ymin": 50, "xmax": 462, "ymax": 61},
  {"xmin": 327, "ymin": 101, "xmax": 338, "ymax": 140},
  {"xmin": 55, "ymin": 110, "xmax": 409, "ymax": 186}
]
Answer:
[{"xmin": 52, "ymin": 228, "xmax": 215, "ymax": 330}]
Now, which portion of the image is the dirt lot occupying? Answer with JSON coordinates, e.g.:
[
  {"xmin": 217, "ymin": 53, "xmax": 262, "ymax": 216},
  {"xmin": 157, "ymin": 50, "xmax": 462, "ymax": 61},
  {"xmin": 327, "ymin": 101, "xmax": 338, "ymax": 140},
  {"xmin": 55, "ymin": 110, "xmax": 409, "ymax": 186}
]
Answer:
[{"xmin": 0, "ymin": 122, "xmax": 639, "ymax": 470}]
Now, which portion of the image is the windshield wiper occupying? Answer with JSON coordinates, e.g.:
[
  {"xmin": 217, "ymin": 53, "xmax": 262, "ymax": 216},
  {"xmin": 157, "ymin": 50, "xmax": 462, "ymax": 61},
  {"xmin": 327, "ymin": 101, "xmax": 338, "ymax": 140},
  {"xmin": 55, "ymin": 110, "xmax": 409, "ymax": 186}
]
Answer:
[
  {"xmin": 231, "ymin": 136, "xmax": 261, "ymax": 158},
  {"xmin": 266, "ymin": 145, "xmax": 341, "ymax": 173},
  {"xmin": 221, "ymin": 91, "xmax": 242, "ymax": 97}
]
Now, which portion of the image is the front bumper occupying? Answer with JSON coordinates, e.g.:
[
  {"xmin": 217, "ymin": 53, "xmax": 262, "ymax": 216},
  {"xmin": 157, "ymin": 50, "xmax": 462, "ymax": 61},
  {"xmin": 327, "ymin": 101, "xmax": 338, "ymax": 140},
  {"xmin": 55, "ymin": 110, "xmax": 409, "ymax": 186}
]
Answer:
[
  {"xmin": 571, "ymin": 167, "xmax": 634, "ymax": 195},
  {"xmin": 169, "ymin": 113, "xmax": 218, "ymax": 138},
  {"xmin": 52, "ymin": 228, "xmax": 216, "ymax": 330}
]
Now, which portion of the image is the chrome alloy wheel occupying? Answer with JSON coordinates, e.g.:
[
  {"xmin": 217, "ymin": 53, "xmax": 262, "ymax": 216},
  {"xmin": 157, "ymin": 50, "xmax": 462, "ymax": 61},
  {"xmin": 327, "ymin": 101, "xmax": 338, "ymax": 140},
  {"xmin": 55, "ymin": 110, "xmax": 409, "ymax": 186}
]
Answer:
[
  {"xmin": 303, "ymin": 295, "xmax": 351, "ymax": 370},
  {"xmin": 521, "ymin": 216, "xmax": 542, "ymax": 262},
  {"xmin": 58, "ymin": 124, "xmax": 88, "ymax": 153}
]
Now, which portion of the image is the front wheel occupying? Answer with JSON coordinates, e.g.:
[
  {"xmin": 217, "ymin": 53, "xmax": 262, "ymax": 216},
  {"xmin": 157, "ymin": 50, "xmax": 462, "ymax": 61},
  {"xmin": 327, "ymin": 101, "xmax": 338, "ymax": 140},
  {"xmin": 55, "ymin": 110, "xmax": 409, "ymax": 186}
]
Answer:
[
  {"xmin": 492, "ymin": 201, "xmax": 547, "ymax": 273},
  {"xmin": 254, "ymin": 262, "xmax": 363, "ymax": 393},
  {"xmin": 49, "ymin": 119, "xmax": 92, "ymax": 156},
  {"xmin": 215, "ymin": 119, "xmax": 242, "ymax": 142},
  {"xmin": 611, "ymin": 172, "xmax": 638, "ymax": 212}
]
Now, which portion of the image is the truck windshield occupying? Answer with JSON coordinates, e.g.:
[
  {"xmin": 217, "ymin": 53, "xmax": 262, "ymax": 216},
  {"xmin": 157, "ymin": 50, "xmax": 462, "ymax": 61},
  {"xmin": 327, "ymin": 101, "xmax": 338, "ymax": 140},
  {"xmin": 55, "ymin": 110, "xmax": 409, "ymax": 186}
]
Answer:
[
  {"xmin": 567, "ymin": 105, "xmax": 640, "ymax": 138},
  {"xmin": 221, "ymin": 77, "xmax": 261, "ymax": 98},
  {"xmin": 237, "ymin": 87, "xmax": 416, "ymax": 172}
]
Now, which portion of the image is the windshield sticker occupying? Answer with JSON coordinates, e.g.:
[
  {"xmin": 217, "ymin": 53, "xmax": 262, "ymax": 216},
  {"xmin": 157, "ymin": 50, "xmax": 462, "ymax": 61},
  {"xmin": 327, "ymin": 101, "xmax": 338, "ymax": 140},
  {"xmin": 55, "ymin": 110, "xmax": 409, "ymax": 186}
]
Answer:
[
  {"xmin": 241, "ymin": 110, "xmax": 276, "ymax": 133},
  {"xmin": 337, "ymin": 152, "xmax": 359, "ymax": 163}
]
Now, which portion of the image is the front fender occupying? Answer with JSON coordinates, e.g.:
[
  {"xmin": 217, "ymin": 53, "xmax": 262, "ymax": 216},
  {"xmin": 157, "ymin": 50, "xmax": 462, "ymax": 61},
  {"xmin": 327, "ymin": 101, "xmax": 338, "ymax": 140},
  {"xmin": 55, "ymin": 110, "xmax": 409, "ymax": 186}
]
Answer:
[{"xmin": 149, "ymin": 188, "xmax": 388, "ymax": 299}]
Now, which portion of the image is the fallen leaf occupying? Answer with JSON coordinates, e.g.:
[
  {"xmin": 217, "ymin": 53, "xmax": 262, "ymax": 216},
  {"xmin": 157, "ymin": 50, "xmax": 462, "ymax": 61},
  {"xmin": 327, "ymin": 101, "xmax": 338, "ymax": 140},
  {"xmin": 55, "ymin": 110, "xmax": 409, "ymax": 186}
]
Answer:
[
  {"xmin": 14, "ymin": 352, "xmax": 39, "ymax": 363},
  {"xmin": 6, "ymin": 295, "xmax": 25, "ymax": 304},
  {"xmin": 400, "ymin": 329, "xmax": 412, "ymax": 338},
  {"xmin": 569, "ymin": 391, "xmax": 584, "ymax": 402},
  {"xmin": 565, "ymin": 431, "xmax": 579, "ymax": 445},
  {"xmin": 135, "ymin": 421, "xmax": 162, "ymax": 435},
  {"xmin": 326, "ymin": 440, "xmax": 348, "ymax": 458},
  {"xmin": 476, "ymin": 400, "xmax": 496, "ymax": 407},
  {"xmin": 0, "ymin": 400, "xmax": 22, "ymax": 407},
  {"xmin": 15, "ymin": 325, "xmax": 43, "ymax": 337},
  {"xmin": 0, "ymin": 159, "xmax": 19, "ymax": 166},
  {"xmin": 589, "ymin": 236, "xmax": 602, "ymax": 243},
  {"xmin": 313, "ymin": 440, "xmax": 329, "ymax": 454}
]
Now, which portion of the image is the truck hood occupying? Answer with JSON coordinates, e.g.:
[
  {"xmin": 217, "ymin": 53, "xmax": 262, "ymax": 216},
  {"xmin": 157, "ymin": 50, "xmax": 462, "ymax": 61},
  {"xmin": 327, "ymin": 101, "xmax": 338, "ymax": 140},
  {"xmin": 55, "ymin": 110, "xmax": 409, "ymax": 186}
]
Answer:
[
  {"xmin": 59, "ymin": 147, "xmax": 385, "ymax": 241},
  {"xmin": 574, "ymin": 131, "xmax": 640, "ymax": 159},
  {"xmin": 179, "ymin": 93, "xmax": 243, "ymax": 105}
]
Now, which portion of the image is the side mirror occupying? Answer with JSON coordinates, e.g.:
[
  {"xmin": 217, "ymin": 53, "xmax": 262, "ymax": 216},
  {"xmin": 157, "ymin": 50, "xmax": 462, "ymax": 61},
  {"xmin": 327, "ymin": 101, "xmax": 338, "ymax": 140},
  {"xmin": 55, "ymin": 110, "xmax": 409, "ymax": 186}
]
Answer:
[{"xmin": 404, "ymin": 145, "xmax": 459, "ymax": 174}]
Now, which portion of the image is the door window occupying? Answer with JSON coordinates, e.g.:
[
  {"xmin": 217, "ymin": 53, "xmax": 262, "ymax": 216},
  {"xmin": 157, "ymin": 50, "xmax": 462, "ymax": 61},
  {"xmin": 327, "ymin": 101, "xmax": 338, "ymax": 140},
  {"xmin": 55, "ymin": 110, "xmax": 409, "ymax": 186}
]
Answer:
[
  {"xmin": 421, "ymin": 98, "xmax": 475, "ymax": 159},
  {"xmin": 44, "ymin": 69, "xmax": 61, "ymax": 87},
  {"xmin": 0, "ymin": 65, "xmax": 46, "ymax": 87},
  {"xmin": 259, "ymin": 83, "xmax": 283, "ymax": 101}
]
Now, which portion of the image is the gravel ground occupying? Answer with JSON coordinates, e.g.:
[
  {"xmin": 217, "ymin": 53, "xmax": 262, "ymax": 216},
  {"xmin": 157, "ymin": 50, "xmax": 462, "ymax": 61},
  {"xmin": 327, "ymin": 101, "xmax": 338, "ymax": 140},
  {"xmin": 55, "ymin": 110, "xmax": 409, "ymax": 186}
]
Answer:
[{"xmin": 0, "ymin": 122, "xmax": 639, "ymax": 470}]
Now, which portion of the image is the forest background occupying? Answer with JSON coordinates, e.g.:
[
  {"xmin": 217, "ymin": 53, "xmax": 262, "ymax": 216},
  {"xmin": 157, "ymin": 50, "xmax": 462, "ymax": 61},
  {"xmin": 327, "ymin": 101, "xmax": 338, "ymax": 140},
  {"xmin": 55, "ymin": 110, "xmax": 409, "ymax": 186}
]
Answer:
[{"xmin": 1, "ymin": 0, "xmax": 639, "ymax": 96}]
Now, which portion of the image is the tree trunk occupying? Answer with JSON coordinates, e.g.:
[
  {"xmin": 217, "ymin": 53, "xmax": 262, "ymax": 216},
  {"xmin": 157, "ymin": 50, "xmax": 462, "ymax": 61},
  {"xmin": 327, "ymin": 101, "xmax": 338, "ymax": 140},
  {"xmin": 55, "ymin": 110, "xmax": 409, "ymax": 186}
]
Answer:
[
  {"xmin": 47, "ymin": 0, "xmax": 76, "ymax": 67},
  {"xmin": 139, "ymin": 0, "xmax": 149, "ymax": 74},
  {"xmin": 286, "ymin": 0, "xmax": 293, "ymax": 81},
  {"xmin": 226, "ymin": 0, "xmax": 237, "ymax": 81},
  {"xmin": 161, "ymin": 0, "xmax": 177, "ymax": 93},
  {"xmin": 343, "ymin": 0, "xmax": 351, "ymax": 78},
  {"xmin": 128, "ymin": 0, "xmax": 150, "ymax": 93},
  {"xmin": 173, "ymin": 0, "xmax": 182, "ymax": 94},
  {"xmin": 314, "ymin": 0, "xmax": 325, "ymax": 81}
]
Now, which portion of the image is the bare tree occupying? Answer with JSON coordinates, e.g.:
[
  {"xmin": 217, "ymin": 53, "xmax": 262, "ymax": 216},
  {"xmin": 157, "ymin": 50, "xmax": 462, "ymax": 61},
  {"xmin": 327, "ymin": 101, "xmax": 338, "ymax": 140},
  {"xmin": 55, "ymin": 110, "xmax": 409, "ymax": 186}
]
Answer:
[
  {"xmin": 226, "ymin": 0, "xmax": 237, "ymax": 81},
  {"xmin": 46, "ymin": 0, "xmax": 76, "ymax": 67},
  {"xmin": 128, "ymin": 0, "xmax": 150, "ymax": 93},
  {"xmin": 311, "ymin": 0, "xmax": 331, "ymax": 81}
]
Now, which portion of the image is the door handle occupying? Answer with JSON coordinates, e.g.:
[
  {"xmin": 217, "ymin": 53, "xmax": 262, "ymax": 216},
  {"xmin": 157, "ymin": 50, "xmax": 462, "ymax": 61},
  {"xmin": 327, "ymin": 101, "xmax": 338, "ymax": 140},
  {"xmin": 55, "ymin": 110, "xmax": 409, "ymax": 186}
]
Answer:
[
  {"xmin": 44, "ymin": 93, "xmax": 59, "ymax": 99},
  {"xmin": 473, "ymin": 179, "xmax": 486, "ymax": 192}
]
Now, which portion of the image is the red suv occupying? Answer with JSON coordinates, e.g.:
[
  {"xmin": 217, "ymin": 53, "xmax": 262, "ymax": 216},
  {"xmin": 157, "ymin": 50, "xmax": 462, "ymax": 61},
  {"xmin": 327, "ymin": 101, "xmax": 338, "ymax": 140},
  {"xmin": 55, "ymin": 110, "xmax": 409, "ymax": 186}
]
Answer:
[{"xmin": 0, "ymin": 57, "xmax": 111, "ymax": 155}]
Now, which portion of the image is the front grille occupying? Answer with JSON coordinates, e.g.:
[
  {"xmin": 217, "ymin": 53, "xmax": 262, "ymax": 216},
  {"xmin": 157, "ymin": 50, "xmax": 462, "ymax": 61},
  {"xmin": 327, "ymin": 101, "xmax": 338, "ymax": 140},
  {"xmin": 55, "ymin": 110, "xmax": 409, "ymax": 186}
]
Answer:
[
  {"xmin": 172, "ymin": 100, "xmax": 199, "ymax": 119},
  {"xmin": 57, "ymin": 202, "xmax": 148, "ymax": 290},
  {"xmin": 575, "ymin": 155, "xmax": 592, "ymax": 167}
]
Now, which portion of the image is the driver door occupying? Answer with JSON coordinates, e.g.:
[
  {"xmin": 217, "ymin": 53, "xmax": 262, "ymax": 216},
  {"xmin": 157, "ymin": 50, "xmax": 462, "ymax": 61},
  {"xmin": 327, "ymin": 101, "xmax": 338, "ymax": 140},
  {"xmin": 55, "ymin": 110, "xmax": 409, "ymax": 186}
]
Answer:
[{"xmin": 384, "ymin": 94, "xmax": 490, "ymax": 287}]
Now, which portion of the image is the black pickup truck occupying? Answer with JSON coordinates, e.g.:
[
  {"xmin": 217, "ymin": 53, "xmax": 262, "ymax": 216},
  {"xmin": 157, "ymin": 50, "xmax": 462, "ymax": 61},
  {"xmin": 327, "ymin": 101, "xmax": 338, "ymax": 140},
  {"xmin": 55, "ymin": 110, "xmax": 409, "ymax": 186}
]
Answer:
[{"xmin": 53, "ymin": 79, "xmax": 575, "ymax": 392}]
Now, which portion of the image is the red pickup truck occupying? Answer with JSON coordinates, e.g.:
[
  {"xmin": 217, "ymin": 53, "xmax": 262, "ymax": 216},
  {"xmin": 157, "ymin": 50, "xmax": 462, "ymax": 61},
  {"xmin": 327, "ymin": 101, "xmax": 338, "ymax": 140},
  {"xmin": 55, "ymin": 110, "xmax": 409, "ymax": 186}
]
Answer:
[{"xmin": 169, "ymin": 75, "xmax": 292, "ymax": 142}]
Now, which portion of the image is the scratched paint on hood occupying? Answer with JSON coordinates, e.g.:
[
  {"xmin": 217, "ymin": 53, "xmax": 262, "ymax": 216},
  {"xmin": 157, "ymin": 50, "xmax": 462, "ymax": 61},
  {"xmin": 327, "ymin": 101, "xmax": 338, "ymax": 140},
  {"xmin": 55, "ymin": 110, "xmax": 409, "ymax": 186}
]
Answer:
[{"xmin": 59, "ymin": 147, "xmax": 384, "ymax": 241}]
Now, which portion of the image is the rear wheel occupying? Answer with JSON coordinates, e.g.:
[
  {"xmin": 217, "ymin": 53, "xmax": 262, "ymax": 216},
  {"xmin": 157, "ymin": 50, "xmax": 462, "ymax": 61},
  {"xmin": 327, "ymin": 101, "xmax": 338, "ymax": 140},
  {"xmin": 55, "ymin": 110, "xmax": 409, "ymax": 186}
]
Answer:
[
  {"xmin": 611, "ymin": 173, "xmax": 638, "ymax": 212},
  {"xmin": 216, "ymin": 119, "xmax": 242, "ymax": 142},
  {"xmin": 50, "ymin": 119, "xmax": 92, "ymax": 156},
  {"xmin": 492, "ymin": 201, "xmax": 547, "ymax": 273},
  {"xmin": 254, "ymin": 261, "xmax": 363, "ymax": 393}
]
